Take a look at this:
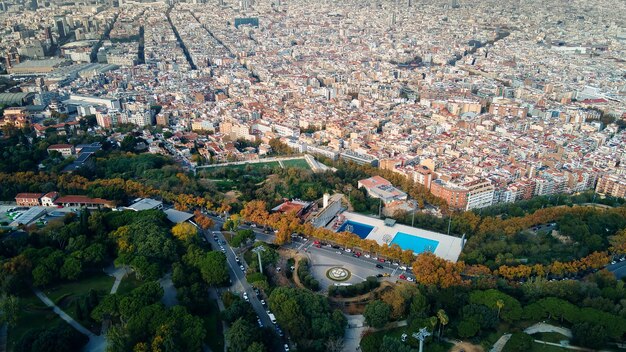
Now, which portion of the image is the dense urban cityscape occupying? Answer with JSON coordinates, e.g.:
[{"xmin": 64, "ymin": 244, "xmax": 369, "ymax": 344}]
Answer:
[{"xmin": 0, "ymin": 0, "xmax": 625, "ymax": 351}]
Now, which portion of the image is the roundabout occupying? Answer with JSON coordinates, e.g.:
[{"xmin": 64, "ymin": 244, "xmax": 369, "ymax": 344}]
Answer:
[{"xmin": 326, "ymin": 267, "xmax": 351, "ymax": 282}]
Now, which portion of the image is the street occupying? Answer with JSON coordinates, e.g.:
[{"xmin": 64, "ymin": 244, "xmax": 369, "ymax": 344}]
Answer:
[{"xmin": 200, "ymin": 217, "xmax": 286, "ymax": 351}]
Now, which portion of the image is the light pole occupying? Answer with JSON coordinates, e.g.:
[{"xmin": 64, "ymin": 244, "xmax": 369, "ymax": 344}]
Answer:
[
  {"xmin": 412, "ymin": 327, "xmax": 432, "ymax": 352},
  {"xmin": 252, "ymin": 245, "xmax": 266, "ymax": 274}
]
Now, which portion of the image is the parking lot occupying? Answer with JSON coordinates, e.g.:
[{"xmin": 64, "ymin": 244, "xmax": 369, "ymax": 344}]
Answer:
[{"xmin": 288, "ymin": 238, "xmax": 415, "ymax": 290}]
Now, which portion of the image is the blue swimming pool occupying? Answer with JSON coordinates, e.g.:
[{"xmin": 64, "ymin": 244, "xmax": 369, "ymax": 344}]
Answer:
[
  {"xmin": 390, "ymin": 232, "xmax": 439, "ymax": 254},
  {"xmin": 337, "ymin": 220, "xmax": 374, "ymax": 239}
]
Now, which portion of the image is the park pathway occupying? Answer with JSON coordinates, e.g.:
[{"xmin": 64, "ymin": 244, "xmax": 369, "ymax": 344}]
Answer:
[
  {"xmin": 32, "ymin": 288, "xmax": 106, "ymax": 352},
  {"xmin": 489, "ymin": 333, "xmax": 511, "ymax": 352},
  {"xmin": 208, "ymin": 288, "xmax": 229, "ymax": 352},
  {"xmin": 342, "ymin": 314, "xmax": 365, "ymax": 352},
  {"xmin": 524, "ymin": 322, "xmax": 573, "ymax": 338},
  {"xmin": 158, "ymin": 272, "xmax": 179, "ymax": 308},
  {"xmin": 103, "ymin": 264, "xmax": 128, "ymax": 294}
]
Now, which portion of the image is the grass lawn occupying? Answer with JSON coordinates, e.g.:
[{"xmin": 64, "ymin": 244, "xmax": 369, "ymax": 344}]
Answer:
[
  {"xmin": 116, "ymin": 272, "xmax": 143, "ymax": 295},
  {"xmin": 45, "ymin": 272, "xmax": 114, "ymax": 304},
  {"xmin": 8, "ymin": 291, "xmax": 62, "ymax": 350},
  {"xmin": 282, "ymin": 158, "xmax": 311, "ymax": 170},
  {"xmin": 43, "ymin": 272, "xmax": 115, "ymax": 331},
  {"xmin": 204, "ymin": 300, "xmax": 224, "ymax": 352},
  {"xmin": 210, "ymin": 161, "xmax": 281, "ymax": 172}
]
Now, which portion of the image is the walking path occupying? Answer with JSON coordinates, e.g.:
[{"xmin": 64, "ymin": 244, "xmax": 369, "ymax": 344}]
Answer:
[
  {"xmin": 342, "ymin": 314, "xmax": 365, "ymax": 352},
  {"xmin": 103, "ymin": 264, "xmax": 129, "ymax": 294},
  {"xmin": 158, "ymin": 272, "xmax": 179, "ymax": 308},
  {"xmin": 32, "ymin": 288, "xmax": 106, "ymax": 352},
  {"xmin": 489, "ymin": 334, "xmax": 511, "ymax": 352},
  {"xmin": 278, "ymin": 160, "xmax": 285, "ymax": 168},
  {"xmin": 524, "ymin": 322, "xmax": 572, "ymax": 338},
  {"xmin": 208, "ymin": 288, "xmax": 229, "ymax": 352}
]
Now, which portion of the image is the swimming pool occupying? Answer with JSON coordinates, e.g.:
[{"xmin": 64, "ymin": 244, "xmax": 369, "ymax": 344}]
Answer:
[
  {"xmin": 337, "ymin": 220, "xmax": 374, "ymax": 239},
  {"xmin": 390, "ymin": 232, "xmax": 439, "ymax": 254}
]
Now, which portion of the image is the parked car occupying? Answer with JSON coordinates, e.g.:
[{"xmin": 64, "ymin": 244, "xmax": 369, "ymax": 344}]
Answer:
[
  {"xmin": 376, "ymin": 264, "xmax": 384, "ymax": 269},
  {"xmin": 284, "ymin": 344, "xmax": 290, "ymax": 352},
  {"xmin": 399, "ymin": 266, "xmax": 407, "ymax": 271},
  {"xmin": 345, "ymin": 248, "xmax": 352, "ymax": 253},
  {"xmin": 243, "ymin": 292, "xmax": 249, "ymax": 302},
  {"xmin": 257, "ymin": 318, "xmax": 263, "ymax": 328},
  {"xmin": 407, "ymin": 277, "xmax": 415, "ymax": 282},
  {"xmin": 364, "ymin": 254, "xmax": 371, "ymax": 258},
  {"xmin": 399, "ymin": 274, "xmax": 407, "ymax": 280},
  {"xmin": 261, "ymin": 299, "xmax": 266, "ymax": 306},
  {"xmin": 378, "ymin": 258, "xmax": 385, "ymax": 263}
]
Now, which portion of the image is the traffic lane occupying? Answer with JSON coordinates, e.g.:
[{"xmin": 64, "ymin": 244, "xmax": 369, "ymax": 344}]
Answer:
[
  {"xmin": 307, "ymin": 243, "xmax": 410, "ymax": 274},
  {"xmin": 212, "ymin": 230, "xmax": 276, "ymax": 331},
  {"xmin": 307, "ymin": 245, "xmax": 399, "ymax": 276},
  {"xmin": 202, "ymin": 230, "xmax": 243, "ymax": 290},
  {"xmin": 608, "ymin": 261, "xmax": 626, "ymax": 280}
]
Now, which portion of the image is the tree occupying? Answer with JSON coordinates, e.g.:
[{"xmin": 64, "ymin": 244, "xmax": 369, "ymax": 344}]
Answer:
[
  {"xmin": 411, "ymin": 252, "xmax": 466, "ymax": 288},
  {"xmin": 0, "ymin": 295, "xmax": 19, "ymax": 327},
  {"xmin": 379, "ymin": 336, "xmax": 414, "ymax": 352},
  {"xmin": 572, "ymin": 321, "xmax": 608, "ymax": 348},
  {"xmin": 496, "ymin": 299, "xmax": 504, "ymax": 320},
  {"xmin": 503, "ymin": 332, "xmax": 533, "ymax": 352},
  {"xmin": 437, "ymin": 309, "xmax": 448, "ymax": 341},
  {"xmin": 198, "ymin": 251, "xmax": 229, "ymax": 286},
  {"xmin": 381, "ymin": 284, "xmax": 419, "ymax": 320},
  {"xmin": 247, "ymin": 342, "xmax": 266, "ymax": 352},
  {"xmin": 364, "ymin": 300, "xmax": 391, "ymax": 328},
  {"xmin": 193, "ymin": 210, "xmax": 214, "ymax": 230},
  {"xmin": 60, "ymin": 257, "xmax": 82, "ymax": 280},
  {"xmin": 226, "ymin": 318, "xmax": 259, "ymax": 352},
  {"xmin": 171, "ymin": 222, "xmax": 198, "ymax": 242},
  {"xmin": 457, "ymin": 320, "xmax": 479, "ymax": 338}
]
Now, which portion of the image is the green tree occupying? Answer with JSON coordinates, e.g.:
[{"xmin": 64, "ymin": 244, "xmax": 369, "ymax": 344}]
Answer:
[
  {"xmin": 457, "ymin": 320, "xmax": 479, "ymax": 338},
  {"xmin": 572, "ymin": 322, "xmax": 608, "ymax": 348},
  {"xmin": 226, "ymin": 318, "xmax": 259, "ymax": 352},
  {"xmin": 60, "ymin": 257, "xmax": 82, "ymax": 280},
  {"xmin": 437, "ymin": 309, "xmax": 448, "ymax": 341},
  {"xmin": 364, "ymin": 300, "xmax": 391, "ymax": 328},
  {"xmin": 379, "ymin": 336, "xmax": 414, "ymax": 352},
  {"xmin": 247, "ymin": 342, "xmax": 266, "ymax": 352},
  {"xmin": 198, "ymin": 251, "xmax": 229, "ymax": 286},
  {"xmin": 503, "ymin": 332, "xmax": 533, "ymax": 352},
  {"xmin": 0, "ymin": 295, "xmax": 19, "ymax": 327}
]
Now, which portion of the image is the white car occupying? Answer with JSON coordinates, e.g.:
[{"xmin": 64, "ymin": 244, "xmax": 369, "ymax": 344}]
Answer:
[
  {"xmin": 372, "ymin": 257, "xmax": 378, "ymax": 260},
  {"xmin": 407, "ymin": 277, "xmax": 415, "ymax": 282},
  {"xmin": 257, "ymin": 318, "xmax": 263, "ymax": 327},
  {"xmin": 364, "ymin": 254, "xmax": 371, "ymax": 258},
  {"xmin": 240, "ymin": 265, "xmax": 245, "ymax": 271},
  {"xmin": 392, "ymin": 262, "xmax": 399, "ymax": 266},
  {"xmin": 243, "ymin": 292, "xmax": 249, "ymax": 302},
  {"xmin": 399, "ymin": 266, "xmax": 407, "ymax": 271},
  {"xmin": 284, "ymin": 344, "xmax": 290, "ymax": 352},
  {"xmin": 345, "ymin": 248, "xmax": 352, "ymax": 253},
  {"xmin": 335, "ymin": 251, "xmax": 342, "ymax": 255}
]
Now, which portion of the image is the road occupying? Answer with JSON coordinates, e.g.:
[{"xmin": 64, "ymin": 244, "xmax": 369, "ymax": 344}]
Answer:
[
  {"xmin": 207, "ymin": 215, "xmax": 415, "ymax": 288},
  {"xmin": 607, "ymin": 260, "xmax": 626, "ymax": 280},
  {"xmin": 200, "ymin": 218, "xmax": 286, "ymax": 351}
]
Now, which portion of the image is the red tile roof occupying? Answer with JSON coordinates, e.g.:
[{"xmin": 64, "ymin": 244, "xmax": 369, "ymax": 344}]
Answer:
[
  {"xmin": 15, "ymin": 193, "xmax": 43, "ymax": 199},
  {"xmin": 54, "ymin": 195, "xmax": 112, "ymax": 205}
]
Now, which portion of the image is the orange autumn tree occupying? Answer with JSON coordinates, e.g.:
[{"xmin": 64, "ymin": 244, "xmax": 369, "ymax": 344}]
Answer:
[
  {"xmin": 193, "ymin": 210, "xmax": 214, "ymax": 230},
  {"xmin": 412, "ymin": 252, "xmax": 467, "ymax": 288}
]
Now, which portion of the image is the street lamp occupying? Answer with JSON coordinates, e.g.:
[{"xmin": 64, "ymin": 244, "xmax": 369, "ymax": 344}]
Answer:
[
  {"xmin": 251, "ymin": 245, "xmax": 266, "ymax": 274},
  {"xmin": 412, "ymin": 327, "xmax": 432, "ymax": 352}
]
